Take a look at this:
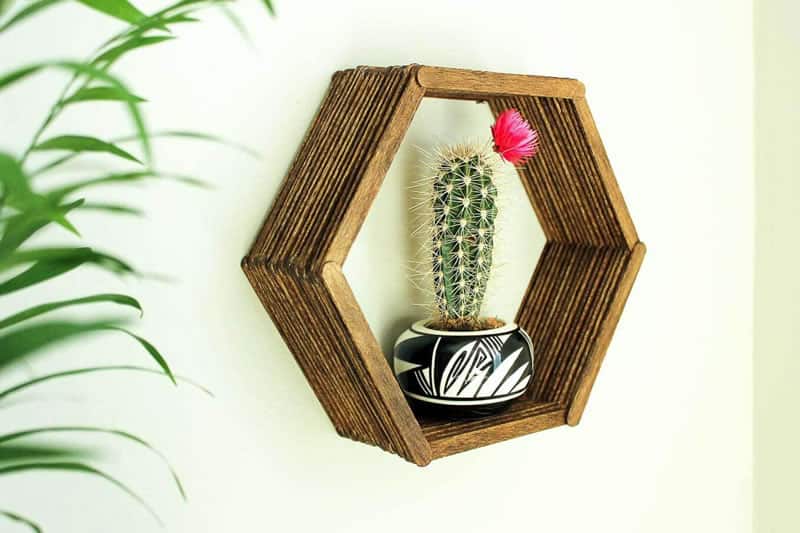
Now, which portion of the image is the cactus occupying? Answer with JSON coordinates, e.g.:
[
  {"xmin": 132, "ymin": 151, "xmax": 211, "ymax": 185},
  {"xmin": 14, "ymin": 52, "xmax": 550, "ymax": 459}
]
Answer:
[
  {"xmin": 429, "ymin": 144, "xmax": 500, "ymax": 321},
  {"xmin": 418, "ymin": 109, "xmax": 539, "ymax": 329}
]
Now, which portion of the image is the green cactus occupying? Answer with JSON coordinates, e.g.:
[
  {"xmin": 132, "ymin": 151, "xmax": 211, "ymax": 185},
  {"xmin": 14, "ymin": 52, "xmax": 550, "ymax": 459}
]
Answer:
[{"xmin": 429, "ymin": 144, "xmax": 500, "ymax": 322}]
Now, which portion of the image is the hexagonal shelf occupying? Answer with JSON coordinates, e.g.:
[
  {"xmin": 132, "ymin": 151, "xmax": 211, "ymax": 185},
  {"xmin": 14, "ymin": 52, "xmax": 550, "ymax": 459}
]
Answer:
[{"xmin": 242, "ymin": 65, "xmax": 645, "ymax": 466}]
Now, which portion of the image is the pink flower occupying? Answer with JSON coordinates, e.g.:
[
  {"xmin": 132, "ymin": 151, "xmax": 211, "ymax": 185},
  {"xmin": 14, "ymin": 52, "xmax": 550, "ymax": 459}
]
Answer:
[{"xmin": 491, "ymin": 109, "xmax": 539, "ymax": 164}]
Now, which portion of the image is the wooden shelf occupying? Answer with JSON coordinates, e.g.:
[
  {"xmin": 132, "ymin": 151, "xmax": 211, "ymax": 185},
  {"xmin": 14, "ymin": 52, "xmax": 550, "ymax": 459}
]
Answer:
[
  {"xmin": 419, "ymin": 399, "xmax": 565, "ymax": 460},
  {"xmin": 242, "ymin": 65, "xmax": 645, "ymax": 466}
]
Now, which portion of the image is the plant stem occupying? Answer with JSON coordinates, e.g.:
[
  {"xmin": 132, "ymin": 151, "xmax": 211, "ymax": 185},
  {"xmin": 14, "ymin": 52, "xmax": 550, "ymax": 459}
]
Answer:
[{"xmin": 19, "ymin": 73, "xmax": 79, "ymax": 165}]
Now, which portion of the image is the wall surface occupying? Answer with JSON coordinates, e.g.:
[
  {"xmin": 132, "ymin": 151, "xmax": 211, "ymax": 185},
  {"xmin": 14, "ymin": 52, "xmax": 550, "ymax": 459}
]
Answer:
[
  {"xmin": 0, "ymin": 1, "xmax": 753, "ymax": 532},
  {"xmin": 754, "ymin": 0, "xmax": 800, "ymax": 531}
]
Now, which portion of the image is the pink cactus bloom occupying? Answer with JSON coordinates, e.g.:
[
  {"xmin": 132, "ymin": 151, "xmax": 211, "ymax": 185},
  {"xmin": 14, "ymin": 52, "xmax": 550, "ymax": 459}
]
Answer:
[{"xmin": 491, "ymin": 109, "xmax": 539, "ymax": 164}]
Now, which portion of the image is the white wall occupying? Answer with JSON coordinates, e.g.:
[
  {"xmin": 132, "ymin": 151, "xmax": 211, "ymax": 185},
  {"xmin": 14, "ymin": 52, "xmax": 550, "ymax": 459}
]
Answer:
[
  {"xmin": 754, "ymin": 0, "xmax": 800, "ymax": 531},
  {"xmin": 0, "ymin": 1, "xmax": 753, "ymax": 532}
]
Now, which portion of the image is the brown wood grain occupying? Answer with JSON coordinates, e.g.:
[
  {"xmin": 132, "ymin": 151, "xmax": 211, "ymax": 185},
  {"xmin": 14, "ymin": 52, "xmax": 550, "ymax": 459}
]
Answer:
[
  {"xmin": 566, "ymin": 242, "xmax": 647, "ymax": 425},
  {"xmin": 242, "ymin": 64, "xmax": 644, "ymax": 466},
  {"xmin": 320, "ymin": 261, "xmax": 433, "ymax": 464},
  {"xmin": 417, "ymin": 66, "xmax": 585, "ymax": 100}
]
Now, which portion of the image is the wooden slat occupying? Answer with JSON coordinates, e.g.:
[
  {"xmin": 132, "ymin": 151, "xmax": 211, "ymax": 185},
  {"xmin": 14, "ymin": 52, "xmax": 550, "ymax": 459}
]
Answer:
[
  {"xmin": 572, "ymin": 97, "xmax": 639, "ymax": 249},
  {"xmin": 489, "ymin": 97, "xmax": 634, "ymax": 248},
  {"xmin": 321, "ymin": 262, "xmax": 432, "ymax": 464},
  {"xmin": 417, "ymin": 66, "xmax": 585, "ymax": 100},
  {"xmin": 243, "ymin": 66, "xmax": 435, "ymax": 465},
  {"xmin": 427, "ymin": 407, "xmax": 566, "ymax": 460},
  {"xmin": 325, "ymin": 70, "xmax": 425, "ymax": 264},
  {"xmin": 566, "ymin": 242, "xmax": 646, "ymax": 424},
  {"xmin": 249, "ymin": 66, "xmax": 419, "ymax": 269},
  {"xmin": 418, "ymin": 398, "xmax": 561, "ymax": 439}
]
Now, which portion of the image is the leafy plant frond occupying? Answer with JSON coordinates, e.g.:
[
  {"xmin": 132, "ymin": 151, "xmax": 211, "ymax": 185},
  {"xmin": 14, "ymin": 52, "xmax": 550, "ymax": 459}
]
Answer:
[
  {"xmin": 0, "ymin": 462, "xmax": 162, "ymax": 526},
  {"xmin": 0, "ymin": 153, "xmax": 81, "ymax": 244},
  {"xmin": 116, "ymin": 129, "xmax": 260, "ymax": 158},
  {"xmin": 45, "ymin": 171, "xmax": 208, "ymax": 201},
  {"xmin": 0, "ymin": 319, "xmax": 123, "ymax": 369},
  {"xmin": 105, "ymin": 327, "xmax": 176, "ymax": 384},
  {"xmin": 33, "ymin": 135, "xmax": 142, "ymax": 165},
  {"xmin": 0, "ymin": 365, "xmax": 214, "ymax": 402},
  {"xmin": 0, "ymin": 443, "xmax": 94, "ymax": 464},
  {"xmin": 0, "ymin": 249, "xmax": 90, "ymax": 294},
  {"xmin": 93, "ymin": 35, "xmax": 174, "ymax": 68},
  {"xmin": 27, "ymin": 154, "xmax": 75, "ymax": 177},
  {"xmin": 0, "ymin": 0, "xmax": 63, "ymax": 34},
  {"xmin": 0, "ymin": 294, "xmax": 142, "ymax": 330},
  {"xmin": 0, "ymin": 320, "xmax": 175, "ymax": 385},
  {"xmin": 0, "ymin": 61, "xmax": 150, "ymax": 163},
  {"xmin": 0, "ymin": 0, "xmax": 267, "ymax": 526},
  {"xmin": 217, "ymin": 2, "xmax": 251, "ymax": 43},
  {"xmin": 261, "ymin": 0, "xmax": 275, "ymax": 16},
  {"xmin": 0, "ymin": 427, "xmax": 185, "ymax": 500},
  {"xmin": 0, "ymin": 0, "xmax": 156, "ymax": 34},
  {"xmin": 0, "ymin": 153, "xmax": 41, "ymax": 209},
  {"xmin": 0, "ymin": 199, "xmax": 83, "ymax": 257},
  {"xmin": 0, "ymin": 510, "xmax": 42, "ymax": 533},
  {"xmin": 0, "ymin": 247, "xmax": 136, "ymax": 294},
  {"xmin": 0, "ymin": 246, "xmax": 131, "ymax": 273},
  {"xmin": 102, "ymin": 10, "xmax": 197, "ymax": 47},
  {"xmin": 63, "ymin": 85, "xmax": 147, "ymax": 105},
  {"xmin": 77, "ymin": 202, "xmax": 144, "ymax": 216},
  {"xmin": 75, "ymin": 0, "xmax": 146, "ymax": 25}
]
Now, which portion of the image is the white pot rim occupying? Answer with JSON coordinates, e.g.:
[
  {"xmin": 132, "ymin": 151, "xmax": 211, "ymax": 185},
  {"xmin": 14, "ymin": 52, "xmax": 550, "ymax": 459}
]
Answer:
[{"xmin": 410, "ymin": 319, "xmax": 519, "ymax": 337}]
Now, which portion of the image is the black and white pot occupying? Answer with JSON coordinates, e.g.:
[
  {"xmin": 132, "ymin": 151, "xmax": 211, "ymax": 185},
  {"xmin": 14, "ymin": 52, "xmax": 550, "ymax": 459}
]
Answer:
[{"xmin": 393, "ymin": 320, "xmax": 534, "ymax": 418}]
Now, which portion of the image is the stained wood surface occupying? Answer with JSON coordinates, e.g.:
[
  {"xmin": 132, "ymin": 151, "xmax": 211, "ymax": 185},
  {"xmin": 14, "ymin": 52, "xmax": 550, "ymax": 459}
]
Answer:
[
  {"xmin": 243, "ymin": 64, "xmax": 645, "ymax": 466},
  {"xmin": 417, "ymin": 66, "xmax": 585, "ymax": 100}
]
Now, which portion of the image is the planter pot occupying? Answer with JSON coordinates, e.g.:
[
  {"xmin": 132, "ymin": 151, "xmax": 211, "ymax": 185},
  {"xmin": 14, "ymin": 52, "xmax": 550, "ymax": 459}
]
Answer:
[{"xmin": 393, "ymin": 320, "xmax": 534, "ymax": 418}]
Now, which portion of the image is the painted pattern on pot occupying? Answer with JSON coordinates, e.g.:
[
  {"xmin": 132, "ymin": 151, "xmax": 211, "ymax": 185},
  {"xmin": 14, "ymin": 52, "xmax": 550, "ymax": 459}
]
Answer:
[{"xmin": 393, "ymin": 320, "xmax": 534, "ymax": 417}]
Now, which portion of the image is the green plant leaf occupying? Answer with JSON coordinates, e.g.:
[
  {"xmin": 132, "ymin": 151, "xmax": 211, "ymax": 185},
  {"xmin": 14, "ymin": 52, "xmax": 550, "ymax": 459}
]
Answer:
[
  {"xmin": 0, "ymin": 199, "xmax": 83, "ymax": 257},
  {"xmin": 0, "ymin": 61, "xmax": 150, "ymax": 162},
  {"xmin": 106, "ymin": 327, "xmax": 175, "ymax": 384},
  {"xmin": 27, "ymin": 154, "xmax": 73, "ymax": 176},
  {"xmin": 102, "ymin": 10, "xmax": 198, "ymax": 48},
  {"xmin": 0, "ymin": 443, "xmax": 93, "ymax": 464},
  {"xmin": 0, "ymin": 246, "xmax": 128, "ymax": 272},
  {"xmin": 45, "ymin": 171, "xmax": 208, "ymax": 201},
  {"xmin": 261, "ymin": 0, "xmax": 275, "ymax": 16},
  {"xmin": 0, "ymin": 462, "xmax": 162, "ymax": 526},
  {"xmin": 63, "ymin": 85, "xmax": 146, "ymax": 104},
  {"xmin": 0, "ymin": 319, "xmax": 122, "ymax": 369},
  {"xmin": 0, "ymin": 427, "xmax": 185, "ymax": 499},
  {"xmin": 98, "ymin": 0, "xmax": 212, "ymax": 46},
  {"xmin": 0, "ymin": 155, "xmax": 80, "ymax": 245},
  {"xmin": 0, "ymin": 0, "xmax": 148, "ymax": 32},
  {"xmin": 217, "ymin": 3, "xmax": 251, "ymax": 44},
  {"xmin": 78, "ymin": 202, "xmax": 144, "ymax": 216},
  {"xmin": 93, "ymin": 35, "xmax": 174, "ymax": 67},
  {"xmin": 0, "ymin": 248, "xmax": 72, "ymax": 271},
  {"xmin": 0, "ymin": 294, "xmax": 142, "ymax": 330},
  {"xmin": 116, "ymin": 130, "xmax": 259, "ymax": 158},
  {"xmin": 0, "ymin": 320, "xmax": 174, "ymax": 386},
  {"xmin": 0, "ymin": 510, "xmax": 42, "ymax": 533},
  {"xmin": 0, "ymin": 365, "xmax": 214, "ymax": 401},
  {"xmin": 75, "ymin": 0, "xmax": 144, "ymax": 24},
  {"xmin": 0, "ymin": 253, "xmax": 83, "ymax": 294},
  {"xmin": 0, "ymin": 65, "xmax": 39, "ymax": 90},
  {"xmin": 33, "ymin": 135, "xmax": 142, "ymax": 164},
  {"xmin": 0, "ymin": 152, "xmax": 35, "ymax": 206},
  {"xmin": 0, "ymin": 248, "xmax": 135, "ymax": 294},
  {"xmin": 0, "ymin": 0, "xmax": 62, "ymax": 33},
  {"xmin": 0, "ymin": 0, "xmax": 14, "ymax": 16}
]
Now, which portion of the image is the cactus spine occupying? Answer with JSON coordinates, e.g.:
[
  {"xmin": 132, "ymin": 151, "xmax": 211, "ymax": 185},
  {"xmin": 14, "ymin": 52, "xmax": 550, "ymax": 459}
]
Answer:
[{"xmin": 429, "ymin": 144, "xmax": 500, "ymax": 322}]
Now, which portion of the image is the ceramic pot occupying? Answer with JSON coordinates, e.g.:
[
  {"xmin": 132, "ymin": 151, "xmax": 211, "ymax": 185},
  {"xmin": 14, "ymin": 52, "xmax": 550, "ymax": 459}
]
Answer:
[{"xmin": 393, "ymin": 320, "xmax": 534, "ymax": 418}]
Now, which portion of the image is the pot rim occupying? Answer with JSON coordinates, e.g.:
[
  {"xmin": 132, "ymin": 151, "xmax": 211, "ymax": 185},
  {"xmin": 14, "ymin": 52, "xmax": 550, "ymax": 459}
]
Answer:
[{"xmin": 410, "ymin": 319, "xmax": 518, "ymax": 337}]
